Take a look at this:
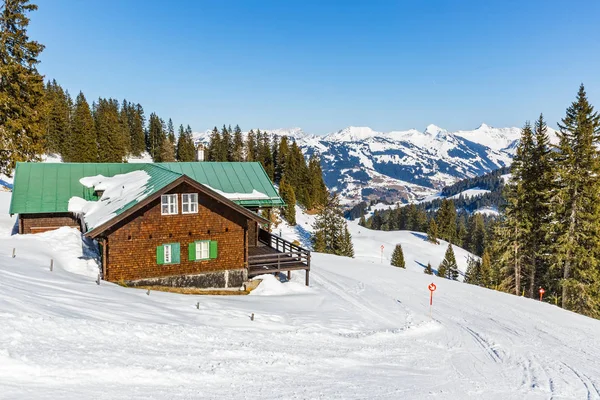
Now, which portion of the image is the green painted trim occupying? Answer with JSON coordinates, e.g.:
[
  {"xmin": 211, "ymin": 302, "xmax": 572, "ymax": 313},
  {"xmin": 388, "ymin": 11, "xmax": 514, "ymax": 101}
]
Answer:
[
  {"xmin": 156, "ymin": 245, "xmax": 164, "ymax": 265},
  {"xmin": 209, "ymin": 240, "xmax": 218, "ymax": 259},
  {"xmin": 188, "ymin": 242, "xmax": 196, "ymax": 261}
]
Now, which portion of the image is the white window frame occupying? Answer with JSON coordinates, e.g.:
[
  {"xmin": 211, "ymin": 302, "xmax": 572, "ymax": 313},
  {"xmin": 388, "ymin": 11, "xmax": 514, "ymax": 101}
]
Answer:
[
  {"xmin": 195, "ymin": 240, "xmax": 210, "ymax": 260},
  {"xmin": 164, "ymin": 244, "xmax": 172, "ymax": 263},
  {"xmin": 161, "ymin": 194, "xmax": 178, "ymax": 215},
  {"xmin": 181, "ymin": 193, "xmax": 198, "ymax": 214}
]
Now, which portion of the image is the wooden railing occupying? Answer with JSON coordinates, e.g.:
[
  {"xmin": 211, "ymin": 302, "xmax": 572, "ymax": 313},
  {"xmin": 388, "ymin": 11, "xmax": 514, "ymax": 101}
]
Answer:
[{"xmin": 249, "ymin": 229, "xmax": 311, "ymax": 270}]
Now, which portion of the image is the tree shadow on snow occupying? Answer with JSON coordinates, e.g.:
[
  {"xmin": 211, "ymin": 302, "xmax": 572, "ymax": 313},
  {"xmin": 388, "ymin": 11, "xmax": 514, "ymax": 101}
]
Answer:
[
  {"xmin": 294, "ymin": 222, "xmax": 313, "ymax": 250},
  {"xmin": 410, "ymin": 232, "xmax": 428, "ymax": 242},
  {"xmin": 11, "ymin": 216, "xmax": 19, "ymax": 236}
]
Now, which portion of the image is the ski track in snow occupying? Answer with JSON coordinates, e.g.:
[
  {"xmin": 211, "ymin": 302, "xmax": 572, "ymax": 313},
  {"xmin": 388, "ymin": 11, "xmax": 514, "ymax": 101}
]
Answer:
[{"xmin": 0, "ymin": 191, "xmax": 600, "ymax": 399}]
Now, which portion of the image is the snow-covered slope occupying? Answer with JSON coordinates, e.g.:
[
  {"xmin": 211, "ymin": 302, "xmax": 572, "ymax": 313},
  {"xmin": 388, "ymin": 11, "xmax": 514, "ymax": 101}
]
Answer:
[
  {"xmin": 2, "ymin": 194, "xmax": 600, "ymax": 398},
  {"xmin": 194, "ymin": 124, "xmax": 557, "ymax": 205}
]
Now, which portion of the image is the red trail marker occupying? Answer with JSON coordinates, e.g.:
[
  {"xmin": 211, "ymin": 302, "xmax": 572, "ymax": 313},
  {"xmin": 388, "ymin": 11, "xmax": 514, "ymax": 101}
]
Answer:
[
  {"xmin": 428, "ymin": 283, "xmax": 437, "ymax": 317},
  {"xmin": 539, "ymin": 287, "xmax": 545, "ymax": 302}
]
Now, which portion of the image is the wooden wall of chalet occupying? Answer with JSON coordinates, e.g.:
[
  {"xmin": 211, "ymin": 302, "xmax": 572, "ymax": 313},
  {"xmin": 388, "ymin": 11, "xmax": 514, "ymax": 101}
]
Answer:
[
  {"xmin": 19, "ymin": 213, "xmax": 80, "ymax": 234},
  {"xmin": 103, "ymin": 182, "xmax": 251, "ymax": 282}
]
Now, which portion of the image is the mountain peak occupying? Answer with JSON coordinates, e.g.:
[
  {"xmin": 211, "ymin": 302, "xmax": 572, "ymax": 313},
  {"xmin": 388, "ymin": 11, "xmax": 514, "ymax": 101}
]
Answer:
[
  {"xmin": 325, "ymin": 126, "xmax": 378, "ymax": 142},
  {"xmin": 476, "ymin": 123, "xmax": 491, "ymax": 130},
  {"xmin": 424, "ymin": 124, "xmax": 445, "ymax": 135}
]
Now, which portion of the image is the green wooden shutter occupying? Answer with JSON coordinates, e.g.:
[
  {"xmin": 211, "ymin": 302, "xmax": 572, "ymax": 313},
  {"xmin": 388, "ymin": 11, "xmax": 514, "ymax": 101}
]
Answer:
[
  {"xmin": 156, "ymin": 245, "xmax": 164, "ymax": 265},
  {"xmin": 188, "ymin": 242, "xmax": 196, "ymax": 261},
  {"xmin": 209, "ymin": 241, "xmax": 218, "ymax": 259},
  {"xmin": 172, "ymin": 243, "xmax": 180, "ymax": 264}
]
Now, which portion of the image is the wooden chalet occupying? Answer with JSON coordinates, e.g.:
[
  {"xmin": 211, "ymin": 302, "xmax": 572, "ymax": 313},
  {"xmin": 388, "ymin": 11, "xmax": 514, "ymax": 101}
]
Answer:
[{"xmin": 9, "ymin": 162, "xmax": 311, "ymax": 288}]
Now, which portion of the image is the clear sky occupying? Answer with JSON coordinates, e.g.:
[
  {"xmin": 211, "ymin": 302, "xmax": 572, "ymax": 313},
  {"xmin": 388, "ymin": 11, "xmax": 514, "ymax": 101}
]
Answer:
[{"xmin": 29, "ymin": 0, "xmax": 600, "ymax": 134}]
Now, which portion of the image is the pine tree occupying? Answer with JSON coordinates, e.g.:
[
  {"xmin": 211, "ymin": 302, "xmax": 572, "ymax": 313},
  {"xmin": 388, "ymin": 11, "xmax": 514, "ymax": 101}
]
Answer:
[
  {"xmin": 119, "ymin": 99, "xmax": 132, "ymax": 155},
  {"xmin": 220, "ymin": 124, "xmax": 231, "ymax": 161},
  {"xmin": 147, "ymin": 113, "xmax": 164, "ymax": 161},
  {"xmin": 68, "ymin": 92, "xmax": 97, "ymax": 162},
  {"xmin": 550, "ymin": 84, "xmax": 600, "ymax": 317},
  {"xmin": 279, "ymin": 177, "xmax": 296, "ymax": 225},
  {"xmin": 167, "ymin": 118, "xmax": 176, "ymax": 147},
  {"xmin": 232, "ymin": 124, "xmax": 244, "ymax": 161},
  {"xmin": 129, "ymin": 103, "xmax": 146, "ymax": 156},
  {"xmin": 424, "ymin": 263, "xmax": 433, "ymax": 275},
  {"xmin": 276, "ymin": 136, "xmax": 290, "ymax": 182},
  {"xmin": 439, "ymin": 244, "xmax": 459, "ymax": 280},
  {"xmin": 340, "ymin": 225, "xmax": 355, "ymax": 258},
  {"xmin": 176, "ymin": 124, "xmax": 196, "ymax": 161},
  {"xmin": 391, "ymin": 244, "xmax": 406, "ymax": 268},
  {"xmin": 436, "ymin": 199, "xmax": 457, "ymax": 243},
  {"xmin": 95, "ymin": 98, "xmax": 127, "ymax": 162},
  {"xmin": 43, "ymin": 80, "xmax": 71, "ymax": 156},
  {"xmin": 0, "ymin": 0, "xmax": 46, "ymax": 175},
  {"xmin": 207, "ymin": 126, "xmax": 221, "ymax": 161},
  {"xmin": 159, "ymin": 118, "xmax": 175, "ymax": 162},
  {"xmin": 308, "ymin": 154, "xmax": 329, "ymax": 208},
  {"xmin": 358, "ymin": 215, "xmax": 366, "ymax": 226},
  {"xmin": 464, "ymin": 255, "xmax": 481, "ymax": 285},
  {"xmin": 496, "ymin": 122, "xmax": 535, "ymax": 295},
  {"xmin": 246, "ymin": 129, "xmax": 257, "ymax": 161},
  {"xmin": 312, "ymin": 193, "xmax": 354, "ymax": 257},
  {"xmin": 479, "ymin": 249, "xmax": 492, "ymax": 288},
  {"xmin": 427, "ymin": 218, "xmax": 439, "ymax": 244}
]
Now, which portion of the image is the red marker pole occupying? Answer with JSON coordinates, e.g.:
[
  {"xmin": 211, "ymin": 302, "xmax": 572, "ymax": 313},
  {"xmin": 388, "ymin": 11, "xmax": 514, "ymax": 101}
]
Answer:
[
  {"xmin": 380, "ymin": 245, "xmax": 384, "ymax": 264},
  {"xmin": 539, "ymin": 287, "xmax": 545, "ymax": 302},
  {"xmin": 428, "ymin": 283, "xmax": 437, "ymax": 318}
]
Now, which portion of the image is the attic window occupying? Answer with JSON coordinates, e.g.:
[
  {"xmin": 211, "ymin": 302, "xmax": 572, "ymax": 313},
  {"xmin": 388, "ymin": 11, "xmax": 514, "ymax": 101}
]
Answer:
[
  {"xmin": 161, "ymin": 194, "xmax": 178, "ymax": 215},
  {"xmin": 182, "ymin": 193, "xmax": 198, "ymax": 214}
]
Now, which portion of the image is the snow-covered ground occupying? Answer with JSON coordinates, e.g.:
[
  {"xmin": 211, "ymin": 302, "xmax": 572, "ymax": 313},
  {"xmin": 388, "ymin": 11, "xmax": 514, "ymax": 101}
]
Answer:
[
  {"xmin": 449, "ymin": 187, "xmax": 491, "ymax": 200},
  {"xmin": 1, "ymin": 193, "xmax": 600, "ymax": 399}
]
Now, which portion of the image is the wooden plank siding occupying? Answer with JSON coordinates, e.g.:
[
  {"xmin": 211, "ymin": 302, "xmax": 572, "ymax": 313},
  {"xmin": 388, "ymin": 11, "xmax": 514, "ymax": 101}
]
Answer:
[{"xmin": 101, "ymin": 182, "xmax": 253, "ymax": 282}]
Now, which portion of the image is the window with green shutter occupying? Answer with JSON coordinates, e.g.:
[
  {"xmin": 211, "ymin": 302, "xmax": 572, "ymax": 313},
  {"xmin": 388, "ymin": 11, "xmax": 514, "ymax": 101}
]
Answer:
[
  {"xmin": 188, "ymin": 240, "xmax": 217, "ymax": 261},
  {"xmin": 157, "ymin": 243, "xmax": 180, "ymax": 265}
]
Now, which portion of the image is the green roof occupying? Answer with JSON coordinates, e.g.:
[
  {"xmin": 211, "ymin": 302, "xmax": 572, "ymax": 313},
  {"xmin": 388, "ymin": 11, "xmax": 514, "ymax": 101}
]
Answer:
[{"xmin": 9, "ymin": 161, "xmax": 284, "ymax": 216}]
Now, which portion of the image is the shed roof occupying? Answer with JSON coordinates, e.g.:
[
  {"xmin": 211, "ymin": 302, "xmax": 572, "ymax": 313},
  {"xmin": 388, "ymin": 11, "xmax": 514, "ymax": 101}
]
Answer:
[{"xmin": 9, "ymin": 162, "xmax": 284, "ymax": 216}]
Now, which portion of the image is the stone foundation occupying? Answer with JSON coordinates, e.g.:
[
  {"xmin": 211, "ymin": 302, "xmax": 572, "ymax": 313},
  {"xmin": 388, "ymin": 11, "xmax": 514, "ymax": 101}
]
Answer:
[{"xmin": 125, "ymin": 268, "xmax": 247, "ymax": 289}]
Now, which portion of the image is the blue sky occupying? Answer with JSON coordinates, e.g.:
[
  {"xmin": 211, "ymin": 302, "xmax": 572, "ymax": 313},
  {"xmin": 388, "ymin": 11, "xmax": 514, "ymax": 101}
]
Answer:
[{"xmin": 30, "ymin": 0, "xmax": 600, "ymax": 134}]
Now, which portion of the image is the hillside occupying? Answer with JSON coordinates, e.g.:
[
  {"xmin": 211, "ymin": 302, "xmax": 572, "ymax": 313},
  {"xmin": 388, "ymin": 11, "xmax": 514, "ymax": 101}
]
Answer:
[
  {"xmin": 195, "ymin": 124, "xmax": 554, "ymax": 204},
  {"xmin": 2, "ymin": 193, "xmax": 600, "ymax": 398}
]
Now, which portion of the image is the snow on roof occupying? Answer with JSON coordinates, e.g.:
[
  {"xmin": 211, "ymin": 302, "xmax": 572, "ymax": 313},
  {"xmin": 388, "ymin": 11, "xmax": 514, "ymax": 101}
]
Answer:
[
  {"xmin": 69, "ymin": 170, "xmax": 151, "ymax": 230},
  {"xmin": 203, "ymin": 184, "xmax": 271, "ymax": 201}
]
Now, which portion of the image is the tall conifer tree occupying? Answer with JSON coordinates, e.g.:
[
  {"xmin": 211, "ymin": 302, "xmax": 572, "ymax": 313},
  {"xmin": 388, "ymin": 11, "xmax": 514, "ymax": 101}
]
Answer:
[{"xmin": 0, "ymin": 0, "xmax": 46, "ymax": 175}]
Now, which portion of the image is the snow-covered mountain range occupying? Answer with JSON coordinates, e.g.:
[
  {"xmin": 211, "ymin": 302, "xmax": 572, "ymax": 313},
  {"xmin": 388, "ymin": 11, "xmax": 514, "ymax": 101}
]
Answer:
[{"xmin": 194, "ymin": 124, "xmax": 557, "ymax": 204}]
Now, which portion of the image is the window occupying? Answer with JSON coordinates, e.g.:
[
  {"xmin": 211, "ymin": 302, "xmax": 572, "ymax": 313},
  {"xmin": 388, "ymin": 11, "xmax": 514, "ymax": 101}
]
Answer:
[
  {"xmin": 161, "ymin": 194, "xmax": 178, "ymax": 215},
  {"xmin": 188, "ymin": 240, "xmax": 218, "ymax": 261},
  {"xmin": 164, "ymin": 244, "xmax": 172, "ymax": 263},
  {"xmin": 181, "ymin": 193, "xmax": 198, "ymax": 214},
  {"xmin": 157, "ymin": 243, "xmax": 180, "ymax": 265},
  {"xmin": 196, "ymin": 240, "xmax": 210, "ymax": 260}
]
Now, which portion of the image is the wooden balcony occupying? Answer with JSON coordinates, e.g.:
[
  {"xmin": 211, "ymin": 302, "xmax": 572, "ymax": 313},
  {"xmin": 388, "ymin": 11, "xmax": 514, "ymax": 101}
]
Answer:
[{"xmin": 248, "ymin": 228, "xmax": 311, "ymax": 286}]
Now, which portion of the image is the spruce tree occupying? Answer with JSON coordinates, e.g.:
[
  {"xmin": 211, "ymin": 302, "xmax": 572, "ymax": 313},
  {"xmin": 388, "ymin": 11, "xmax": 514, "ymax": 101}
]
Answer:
[
  {"xmin": 308, "ymin": 154, "xmax": 329, "ymax": 208},
  {"xmin": 176, "ymin": 124, "xmax": 196, "ymax": 161},
  {"xmin": 424, "ymin": 263, "xmax": 433, "ymax": 275},
  {"xmin": 427, "ymin": 218, "xmax": 439, "ymax": 244},
  {"xmin": 232, "ymin": 124, "xmax": 244, "ymax": 161},
  {"xmin": 95, "ymin": 98, "xmax": 127, "ymax": 162},
  {"xmin": 439, "ymin": 243, "xmax": 459, "ymax": 280},
  {"xmin": 246, "ymin": 129, "xmax": 257, "ymax": 161},
  {"xmin": 68, "ymin": 92, "xmax": 97, "ymax": 162},
  {"xmin": 358, "ymin": 215, "xmax": 366, "ymax": 226},
  {"xmin": 312, "ymin": 193, "xmax": 354, "ymax": 257},
  {"xmin": 147, "ymin": 113, "xmax": 164, "ymax": 161},
  {"xmin": 391, "ymin": 244, "xmax": 406, "ymax": 268},
  {"xmin": 279, "ymin": 177, "xmax": 296, "ymax": 225},
  {"xmin": 276, "ymin": 136, "xmax": 290, "ymax": 182},
  {"xmin": 479, "ymin": 249, "xmax": 492, "ymax": 288},
  {"xmin": 0, "ymin": 0, "xmax": 46, "ymax": 175},
  {"xmin": 207, "ymin": 126, "xmax": 221, "ymax": 161},
  {"xmin": 129, "ymin": 103, "xmax": 146, "ymax": 156},
  {"xmin": 550, "ymin": 84, "xmax": 600, "ymax": 317},
  {"xmin": 220, "ymin": 124, "xmax": 231, "ymax": 161},
  {"xmin": 159, "ymin": 118, "xmax": 175, "ymax": 162},
  {"xmin": 436, "ymin": 199, "xmax": 457, "ymax": 243},
  {"xmin": 119, "ymin": 99, "xmax": 132, "ymax": 155},
  {"xmin": 464, "ymin": 255, "xmax": 481, "ymax": 285},
  {"xmin": 44, "ymin": 80, "xmax": 71, "ymax": 156}
]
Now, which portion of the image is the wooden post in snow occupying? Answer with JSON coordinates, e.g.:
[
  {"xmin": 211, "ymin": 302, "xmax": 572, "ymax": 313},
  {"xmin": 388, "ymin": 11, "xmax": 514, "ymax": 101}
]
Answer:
[
  {"xmin": 50, "ymin": 259, "xmax": 53, "ymax": 271},
  {"xmin": 12, "ymin": 248, "xmax": 15, "ymax": 258}
]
